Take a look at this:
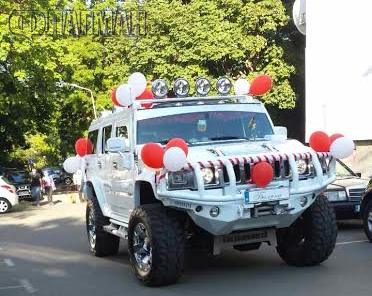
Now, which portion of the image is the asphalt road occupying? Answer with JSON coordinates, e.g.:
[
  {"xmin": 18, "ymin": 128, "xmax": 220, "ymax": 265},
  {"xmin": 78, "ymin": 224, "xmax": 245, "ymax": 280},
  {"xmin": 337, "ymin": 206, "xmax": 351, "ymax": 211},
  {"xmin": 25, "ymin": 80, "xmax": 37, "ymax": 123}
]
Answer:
[{"xmin": 0, "ymin": 197, "xmax": 371, "ymax": 296}]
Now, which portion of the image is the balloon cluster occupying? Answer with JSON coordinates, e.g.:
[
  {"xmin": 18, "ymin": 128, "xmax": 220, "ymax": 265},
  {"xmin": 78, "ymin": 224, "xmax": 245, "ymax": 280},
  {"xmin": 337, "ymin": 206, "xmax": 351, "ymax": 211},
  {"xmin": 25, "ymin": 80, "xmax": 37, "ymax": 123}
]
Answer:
[
  {"xmin": 63, "ymin": 138, "xmax": 93, "ymax": 174},
  {"xmin": 141, "ymin": 138, "xmax": 189, "ymax": 172},
  {"xmin": 111, "ymin": 72, "xmax": 152, "ymax": 108},
  {"xmin": 309, "ymin": 131, "xmax": 355, "ymax": 159},
  {"xmin": 234, "ymin": 74, "xmax": 273, "ymax": 96}
]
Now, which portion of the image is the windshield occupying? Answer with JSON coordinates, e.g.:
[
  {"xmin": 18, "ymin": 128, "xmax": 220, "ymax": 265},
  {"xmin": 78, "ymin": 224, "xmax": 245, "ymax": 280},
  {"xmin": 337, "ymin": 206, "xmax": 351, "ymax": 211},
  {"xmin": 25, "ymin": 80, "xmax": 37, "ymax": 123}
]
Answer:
[
  {"xmin": 336, "ymin": 161, "xmax": 355, "ymax": 178},
  {"xmin": 137, "ymin": 111, "xmax": 273, "ymax": 145},
  {"xmin": 6, "ymin": 171, "xmax": 31, "ymax": 184}
]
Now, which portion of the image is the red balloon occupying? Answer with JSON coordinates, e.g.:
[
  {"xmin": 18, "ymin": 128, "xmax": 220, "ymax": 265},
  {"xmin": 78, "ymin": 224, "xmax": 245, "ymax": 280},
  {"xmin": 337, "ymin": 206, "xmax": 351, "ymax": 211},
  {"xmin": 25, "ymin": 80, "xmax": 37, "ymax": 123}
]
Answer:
[
  {"xmin": 251, "ymin": 162, "xmax": 274, "ymax": 188},
  {"xmin": 330, "ymin": 133, "xmax": 344, "ymax": 144},
  {"xmin": 111, "ymin": 88, "xmax": 122, "ymax": 107},
  {"xmin": 136, "ymin": 88, "xmax": 154, "ymax": 109},
  {"xmin": 141, "ymin": 142, "xmax": 164, "ymax": 169},
  {"xmin": 309, "ymin": 131, "xmax": 331, "ymax": 152},
  {"xmin": 75, "ymin": 138, "xmax": 93, "ymax": 157},
  {"xmin": 249, "ymin": 74, "xmax": 273, "ymax": 96},
  {"xmin": 165, "ymin": 138, "xmax": 188, "ymax": 156}
]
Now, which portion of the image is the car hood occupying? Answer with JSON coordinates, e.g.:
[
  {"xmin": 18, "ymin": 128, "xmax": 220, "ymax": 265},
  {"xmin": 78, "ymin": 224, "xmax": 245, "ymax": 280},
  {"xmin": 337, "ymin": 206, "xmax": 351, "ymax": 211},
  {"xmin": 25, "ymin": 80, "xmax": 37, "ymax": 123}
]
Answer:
[
  {"xmin": 327, "ymin": 177, "xmax": 369, "ymax": 190},
  {"xmin": 186, "ymin": 139, "xmax": 310, "ymax": 162}
]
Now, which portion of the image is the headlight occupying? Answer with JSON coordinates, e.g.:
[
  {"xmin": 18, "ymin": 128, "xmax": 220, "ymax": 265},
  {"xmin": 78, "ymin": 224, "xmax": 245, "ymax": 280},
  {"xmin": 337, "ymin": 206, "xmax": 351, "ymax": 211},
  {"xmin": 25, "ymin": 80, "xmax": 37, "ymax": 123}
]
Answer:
[
  {"xmin": 201, "ymin": 168, "xmax": 215, "ymax": 184},
  {"xmin": 216, "ymin": 77, "xmax": 232, "ymax": 95},
  {"xmin": 195, "ymin": 77, "xmax": 211, "ymax": 96},
  {"xmin": 151, "ymin": 79, "xmax": 168, "ymax": 98},
  {"xmin": 326, "ymin": 191, "xmax": 347, "ymax": 202},
  {"xmin": 167, "ymin": 171, "xmax": 194, "ymax": 190},
  {"xmin": 296, "ymin": 159, "xmax": 308, "ymax": 175},
  {"xmin": 173, "ymin": 78, "xmax": 189, "ymax": 97}
]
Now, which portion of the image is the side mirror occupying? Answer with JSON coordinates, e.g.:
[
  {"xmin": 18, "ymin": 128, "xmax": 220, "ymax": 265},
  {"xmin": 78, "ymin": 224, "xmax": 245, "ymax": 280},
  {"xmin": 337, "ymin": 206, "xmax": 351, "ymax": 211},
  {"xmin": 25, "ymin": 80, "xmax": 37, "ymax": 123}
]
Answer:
[
  {"xmin": 274, "ymin": 126, "xmax": 288, "ymax": 139},
  {"xmin": 356, "ymin": 172, "xmax": 362, "ymax": 178},
  {"xmin": 107, "ymin": 137, "xmax": 128, "ymax": 153}
]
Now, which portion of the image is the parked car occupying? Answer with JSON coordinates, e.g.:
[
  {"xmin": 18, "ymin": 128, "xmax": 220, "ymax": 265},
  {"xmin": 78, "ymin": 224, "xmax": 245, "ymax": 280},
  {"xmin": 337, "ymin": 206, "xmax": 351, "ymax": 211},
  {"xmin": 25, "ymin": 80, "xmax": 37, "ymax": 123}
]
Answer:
[
  {"xmin": 361, "ymin": 178, "xmax": 372, "ymax": 242},
  {"xmin": 3, "ymin": 169, "xmax": 32, "ymax": 200},
  {"xmin": 0, "ymin": 176, "xmax": 19, "ymax": 213},
  {"xmin": 324, "ymin": 160, "xmax": 368, "ymax": 219},
  {"xmin": 42, "ymin": 167, "xmax": 73, "ymax": 188}
]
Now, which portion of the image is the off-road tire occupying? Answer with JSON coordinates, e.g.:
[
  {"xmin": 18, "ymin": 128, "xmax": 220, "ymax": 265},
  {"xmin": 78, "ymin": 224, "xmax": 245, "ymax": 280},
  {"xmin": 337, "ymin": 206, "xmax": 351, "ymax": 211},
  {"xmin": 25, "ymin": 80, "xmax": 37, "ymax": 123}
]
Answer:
[
  {"xmin": 276, "ymin": 195, "xmax": 337, "ymax": 266},
  {"xmin": 86, "ymin": 197, "xmax": 120, "ymax": 257},
  {"xmin": 362, "ymin": 200, "xmax": 372, "ymax": 242},
  {"xmin": 128, "ymin": 204, "xmax": 185, "ymax": 286},
  {"xmin": 0, "ymin": 198, "xmax": 11, "ymax": 214}
]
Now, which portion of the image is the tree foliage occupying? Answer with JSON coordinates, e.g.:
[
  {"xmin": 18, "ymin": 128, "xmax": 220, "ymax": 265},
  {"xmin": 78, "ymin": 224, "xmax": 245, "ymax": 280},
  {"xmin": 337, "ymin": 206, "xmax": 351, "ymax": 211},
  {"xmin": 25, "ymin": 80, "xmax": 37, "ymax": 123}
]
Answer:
[{"xmin": 0, "ymin": 0, "xmax": 299, "ymax": 168}]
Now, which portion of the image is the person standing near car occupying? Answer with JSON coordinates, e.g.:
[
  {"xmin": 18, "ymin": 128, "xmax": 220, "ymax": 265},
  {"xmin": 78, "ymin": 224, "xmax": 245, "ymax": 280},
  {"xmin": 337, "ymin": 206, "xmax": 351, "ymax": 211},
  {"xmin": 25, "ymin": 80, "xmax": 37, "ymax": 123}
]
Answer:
[
  {"xmin": 30, "ymin": 168, "xmax": 42, "ymax": 206},
  {"xmin": 42, "ymin": 171, "xmax": 56, "ymax": 205}
]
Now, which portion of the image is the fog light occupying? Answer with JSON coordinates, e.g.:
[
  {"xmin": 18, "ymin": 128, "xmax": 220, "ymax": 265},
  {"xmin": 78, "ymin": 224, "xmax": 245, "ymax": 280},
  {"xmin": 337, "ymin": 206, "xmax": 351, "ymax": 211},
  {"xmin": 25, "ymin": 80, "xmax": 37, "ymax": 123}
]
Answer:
[
  {"xmin": 151, "ymin": 79, "xmax": 168, "ymax": 98},
  {"xmin": 210, "ymin": 206, "xmax": 220, "ymax": 217},
  {"xmin": 216, "ymin": 77, "xmax": 232, "ymax": 95},
  {"xmin": 195, "ymin": 77, "xmax": 211, "ymax": 96},
  {"xmin": 195, "ymin": 205, "xmax": 203, "ymax": 212},
  {"xmin": 173, "ymin": 78, "xmax": 190, "ymax": 97},
  {"xmin": 300, "ymin": 196, "xmax": 308, "ymax": 207}
]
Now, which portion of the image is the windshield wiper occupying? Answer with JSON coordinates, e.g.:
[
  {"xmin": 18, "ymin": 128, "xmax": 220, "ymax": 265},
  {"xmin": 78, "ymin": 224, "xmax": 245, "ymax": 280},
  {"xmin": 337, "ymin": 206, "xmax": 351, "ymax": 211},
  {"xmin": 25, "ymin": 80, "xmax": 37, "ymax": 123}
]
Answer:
[
  {"xmin": 159, "ymin": 138, "xmax": 190, "ymax": 145},
  {"xmin": 210, "ymin": 136, "xmax": 248, "ymax": 141}
]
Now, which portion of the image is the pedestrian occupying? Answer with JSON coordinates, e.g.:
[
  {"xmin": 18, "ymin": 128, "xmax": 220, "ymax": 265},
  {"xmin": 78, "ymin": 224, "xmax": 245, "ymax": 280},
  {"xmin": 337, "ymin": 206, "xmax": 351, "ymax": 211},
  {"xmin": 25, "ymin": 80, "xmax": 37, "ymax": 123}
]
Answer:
[
  {"xmin": 73, "ymin": 169, "xmax": 85, "ymax": 203},
  {"xmin": 30, "ymin": 168, "xmax": 42, "ymax": 206},
  {"xmin": 42, "ymin": 171, "xmax": 56, "ymax": 205}
]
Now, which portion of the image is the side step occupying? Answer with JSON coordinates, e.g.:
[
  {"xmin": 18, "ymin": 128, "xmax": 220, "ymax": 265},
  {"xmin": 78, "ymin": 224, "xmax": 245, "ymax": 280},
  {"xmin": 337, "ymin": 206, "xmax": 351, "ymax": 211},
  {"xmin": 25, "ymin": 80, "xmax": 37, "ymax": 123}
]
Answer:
[
  {"xmin": 213, "ymin": 228, "xmax": 277, "ymax": 255},
  {"xmin": 103, "ymin": 219, "xmax": 128, "ymax": 239}
]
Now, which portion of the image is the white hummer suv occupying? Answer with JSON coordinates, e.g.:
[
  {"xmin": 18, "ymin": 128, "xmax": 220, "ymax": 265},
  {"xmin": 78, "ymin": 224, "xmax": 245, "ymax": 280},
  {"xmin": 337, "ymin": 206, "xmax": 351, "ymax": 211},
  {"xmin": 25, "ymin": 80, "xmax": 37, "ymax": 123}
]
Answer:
[{"xmin": 84, "ymin": 92, "xmax": 337, "ymax": 286}]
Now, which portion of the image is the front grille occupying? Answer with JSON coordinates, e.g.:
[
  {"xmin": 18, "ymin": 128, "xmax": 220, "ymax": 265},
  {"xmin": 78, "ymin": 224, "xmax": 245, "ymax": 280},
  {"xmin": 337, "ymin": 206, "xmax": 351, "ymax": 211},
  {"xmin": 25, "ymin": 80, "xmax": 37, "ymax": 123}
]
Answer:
[
  {"xmin": 222, "ymin": 159, "xmax": 291, "ymax": 184},
  {"xmin": 348, "ymin": 188, "xmax": 365, "ymax": 201}
]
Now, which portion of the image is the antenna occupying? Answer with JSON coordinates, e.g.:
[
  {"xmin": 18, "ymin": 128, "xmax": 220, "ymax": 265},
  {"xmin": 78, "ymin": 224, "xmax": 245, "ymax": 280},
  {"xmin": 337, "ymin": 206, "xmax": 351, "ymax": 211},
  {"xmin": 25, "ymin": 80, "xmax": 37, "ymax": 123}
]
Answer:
[{"xmin": 293, "ymin": 0, "xmax": 306, "ymax": 35}]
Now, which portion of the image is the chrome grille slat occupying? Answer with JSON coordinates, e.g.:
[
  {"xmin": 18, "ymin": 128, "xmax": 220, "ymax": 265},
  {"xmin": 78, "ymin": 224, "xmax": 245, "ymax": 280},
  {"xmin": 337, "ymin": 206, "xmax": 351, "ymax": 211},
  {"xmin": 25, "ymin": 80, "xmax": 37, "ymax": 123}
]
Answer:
[{"xmin": 348, "ymin": 188, "xmax": 364, "ymax": 201}]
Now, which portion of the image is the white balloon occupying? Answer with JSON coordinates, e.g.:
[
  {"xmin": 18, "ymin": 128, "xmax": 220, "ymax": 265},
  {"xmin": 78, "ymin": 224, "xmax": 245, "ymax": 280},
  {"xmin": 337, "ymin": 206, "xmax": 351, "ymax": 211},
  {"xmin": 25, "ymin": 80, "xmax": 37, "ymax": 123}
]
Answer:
[
  {"xmin": 234, "ymin": 78, "xmax": 250, "ymax": 95},
  {"xmin": 163, "ymin": 147, "xmax": 187, "ymax": 172},
  {"xmin": 63, "ymin": 156, "xmax": 81, "ymax": 174},
  {"xmin": 330, "ymin": 137, "xmax": 355, "ymax": 159},
  {"xmin": 116, "ymin": 84, "xmax": 135, "ymax": 107},
  {"xmin": 128, "ymin": 72, "xmax": 147, "ymax": 97}
]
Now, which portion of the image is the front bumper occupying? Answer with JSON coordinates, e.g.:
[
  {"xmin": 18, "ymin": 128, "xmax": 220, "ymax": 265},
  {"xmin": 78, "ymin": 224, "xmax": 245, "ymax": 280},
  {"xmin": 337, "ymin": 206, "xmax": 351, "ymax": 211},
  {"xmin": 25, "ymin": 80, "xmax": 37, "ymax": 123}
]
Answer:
[
  {"xmin": 157, "ymin": 152, "xmax": 336, "ymax": 235},
  {"xmin": 330, "ymin": 201, "xmax": 361, "ymax": 219},
  {"xmin": 7, "ymin": 193, "xmax": 19, "ymax": 207}
]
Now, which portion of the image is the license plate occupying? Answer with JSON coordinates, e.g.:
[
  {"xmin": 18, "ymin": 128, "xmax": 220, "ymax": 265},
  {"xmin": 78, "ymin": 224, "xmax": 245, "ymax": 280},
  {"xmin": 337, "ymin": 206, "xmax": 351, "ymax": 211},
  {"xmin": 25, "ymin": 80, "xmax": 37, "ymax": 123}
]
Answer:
[
  {"xmin": 18, "ymin": 191, "xmax": 30, "ymax": 196},
  {"xmin": 355, "ymin": 205, "xmax": 360, "ymax": 213},
  {"xmin": 244, "ymin": 187, "xmax": 289, "ymax": 204}
]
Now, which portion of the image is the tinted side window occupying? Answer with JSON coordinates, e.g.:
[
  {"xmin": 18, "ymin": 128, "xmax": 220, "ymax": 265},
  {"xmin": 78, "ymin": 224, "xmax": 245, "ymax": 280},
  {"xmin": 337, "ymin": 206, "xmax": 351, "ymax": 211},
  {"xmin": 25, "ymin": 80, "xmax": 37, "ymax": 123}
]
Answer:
[
  {"xmin": 116, "ymin": 125, "xmax": 128, "ymax": 138},
  {"xmin": 102, "ymin": 125, "xmax": 112, "ymax": 153},
  {"xmin": 88, "ymin": 129, "xmax": 99, "ymax": 154}
]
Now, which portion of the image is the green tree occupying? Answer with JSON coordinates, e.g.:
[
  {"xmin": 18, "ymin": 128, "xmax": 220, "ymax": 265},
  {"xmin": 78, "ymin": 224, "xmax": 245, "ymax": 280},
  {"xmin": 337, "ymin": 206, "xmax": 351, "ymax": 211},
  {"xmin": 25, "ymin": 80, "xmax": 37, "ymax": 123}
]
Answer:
[{"xmin": 0, "ymin": 0, "xmax": 299, "ymax": 167}]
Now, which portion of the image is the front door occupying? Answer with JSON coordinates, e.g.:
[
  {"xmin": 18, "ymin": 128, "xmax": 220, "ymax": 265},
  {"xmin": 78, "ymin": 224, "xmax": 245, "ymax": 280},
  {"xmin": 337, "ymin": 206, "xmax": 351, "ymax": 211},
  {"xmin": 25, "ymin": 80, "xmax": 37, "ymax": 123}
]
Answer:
[{"xmin": 109, "ymin": 120, "xmax": 135, "ymax": 220}]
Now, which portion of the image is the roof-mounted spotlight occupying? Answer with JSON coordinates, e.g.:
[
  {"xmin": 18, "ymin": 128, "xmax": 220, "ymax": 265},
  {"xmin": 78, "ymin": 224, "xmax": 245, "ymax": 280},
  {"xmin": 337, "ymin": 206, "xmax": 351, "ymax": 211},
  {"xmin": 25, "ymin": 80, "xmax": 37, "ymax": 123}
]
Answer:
[
  {"xmin": 151, "ymin": 79, "xmax": 168, "ymax": 99},
  {"xmin": 173, "ymin": 78, "xmax": 190, "ymax": 97},
  {"xmin": 216, "ymin": 77, "xmax": 232, "ymax": 95},
  {"xmin": 195, "ymin": 77, "xmax": 211, "ymax": 97}
]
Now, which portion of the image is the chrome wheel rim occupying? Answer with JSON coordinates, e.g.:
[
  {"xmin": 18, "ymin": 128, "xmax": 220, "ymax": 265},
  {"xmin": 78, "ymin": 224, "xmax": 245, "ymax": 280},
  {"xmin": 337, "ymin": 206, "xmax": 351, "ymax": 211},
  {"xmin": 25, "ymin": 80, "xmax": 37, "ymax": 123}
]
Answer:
[
  {"xmin": 368, "ymin": 210, "xmax": 372, "ymax": 232},
  {"xmin": 88, "ymin": 209, "xmax": 96, "ymax": 249},
  {"xmin": 0, "ymin": 200, "xmax": 9, "ymax": 213},
  {"xmin": 132, "ymin": 223, "xmax": 152, "ymax": 273}
]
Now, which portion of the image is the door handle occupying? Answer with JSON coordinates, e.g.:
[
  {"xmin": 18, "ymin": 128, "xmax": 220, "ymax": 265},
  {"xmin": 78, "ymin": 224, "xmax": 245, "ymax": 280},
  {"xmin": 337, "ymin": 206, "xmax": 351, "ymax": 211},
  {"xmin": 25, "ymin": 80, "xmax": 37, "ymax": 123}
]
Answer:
[
  {"xmin": 113, "ymin": 161, "xmax": 118, "ymax": 169},
  {"xmin": 97, "ymin": 161, "xmax": 102, "ymax": 169}
]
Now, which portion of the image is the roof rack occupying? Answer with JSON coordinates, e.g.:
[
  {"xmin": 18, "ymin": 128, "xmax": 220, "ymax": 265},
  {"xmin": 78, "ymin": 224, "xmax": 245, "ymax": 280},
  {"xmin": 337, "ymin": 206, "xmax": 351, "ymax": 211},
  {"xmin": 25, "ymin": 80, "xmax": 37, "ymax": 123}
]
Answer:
[{"xmin": 133, "ymin": 95, "xmax": 260, "ymax": 109}]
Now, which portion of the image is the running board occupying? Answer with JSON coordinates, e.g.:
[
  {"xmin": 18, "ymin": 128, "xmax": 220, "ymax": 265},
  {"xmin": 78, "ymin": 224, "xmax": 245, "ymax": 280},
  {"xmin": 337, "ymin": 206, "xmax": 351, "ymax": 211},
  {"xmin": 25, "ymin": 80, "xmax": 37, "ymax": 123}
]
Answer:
[
  {"xmin": 103, "ymin": 220, "xmax": 128, "ymax": 239},
  {"xmin": 213, "ymin": 228, "xmax": 277, "ymax": 255}
]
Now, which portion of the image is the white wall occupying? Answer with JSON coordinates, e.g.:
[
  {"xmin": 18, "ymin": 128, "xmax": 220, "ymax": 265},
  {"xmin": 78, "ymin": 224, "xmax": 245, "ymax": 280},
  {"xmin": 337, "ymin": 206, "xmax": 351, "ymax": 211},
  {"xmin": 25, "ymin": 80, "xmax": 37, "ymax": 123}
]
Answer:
[{"xmin": 306, "ymin": 1, "xmax": 372, "ymax": 141}]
